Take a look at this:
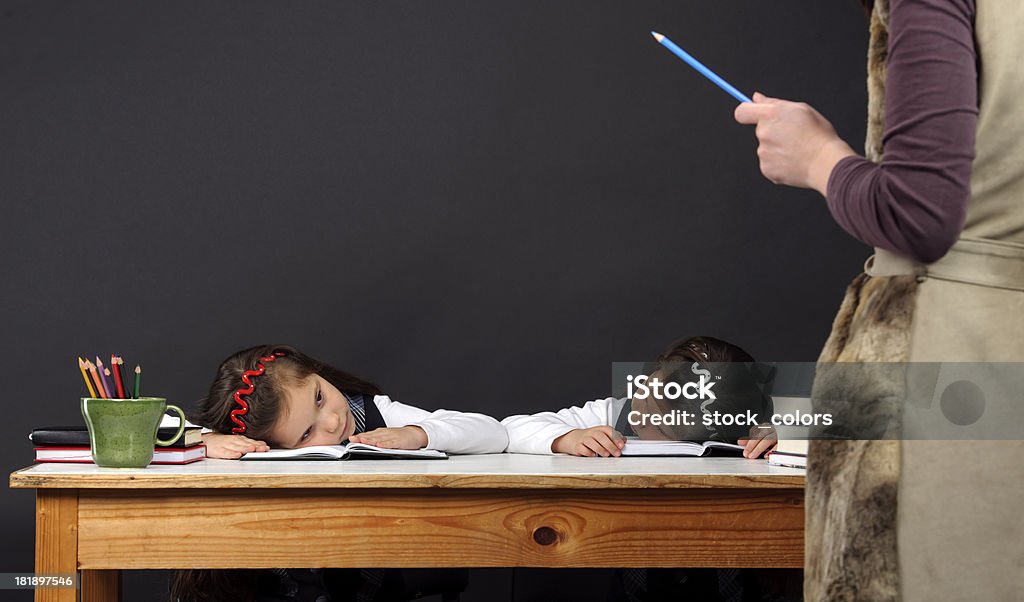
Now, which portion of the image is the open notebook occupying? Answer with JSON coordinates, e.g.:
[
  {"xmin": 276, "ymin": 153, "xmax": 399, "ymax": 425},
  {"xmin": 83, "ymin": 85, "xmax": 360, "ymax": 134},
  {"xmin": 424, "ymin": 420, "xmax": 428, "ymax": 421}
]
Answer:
[
  {"xmin": 620, "ymin": 439, "xmax": 744, "ymax": 457},
  {"xmin": 240, "ymin": 442, "xmax": 448, "ymax": 461}
]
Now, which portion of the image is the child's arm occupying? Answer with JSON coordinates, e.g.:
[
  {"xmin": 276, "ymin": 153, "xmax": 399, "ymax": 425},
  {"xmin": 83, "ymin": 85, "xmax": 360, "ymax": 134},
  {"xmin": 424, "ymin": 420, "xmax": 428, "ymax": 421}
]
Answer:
[
  {"xmin": 362, "ymin": 395, "xmax": 509, "ymax": 454},
  {"xmin": 551, "ymin": 426, "xmax": 625, "ymax": 457},
  {"xmin": 200, "ymin": 432, "xmax": 270, "ymax": 459},
  {"xmin": 501, "ymin": 397, "xmax": 624, "ymax": 455},
  {"xmin": 737, "ymin": 424, "xmax": 778, "ymax": 459}
]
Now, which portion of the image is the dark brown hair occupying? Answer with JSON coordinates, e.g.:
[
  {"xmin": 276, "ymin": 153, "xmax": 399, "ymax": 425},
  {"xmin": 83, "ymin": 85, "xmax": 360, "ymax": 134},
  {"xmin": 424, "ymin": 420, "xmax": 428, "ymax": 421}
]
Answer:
[
  {"xmin": 170, "ymin": 345, "xmax": 381, "ymax": 601},
  {"xmin": 190, "ymin": 344, "xmax": 382, "ymax": 447},
  {"xmin": 657, "ymin": 335, "xmax": 755, "ymax": 365},
  {"xmin": 650, "ymin": 336, "xmax": 774, "ymax": 441}
]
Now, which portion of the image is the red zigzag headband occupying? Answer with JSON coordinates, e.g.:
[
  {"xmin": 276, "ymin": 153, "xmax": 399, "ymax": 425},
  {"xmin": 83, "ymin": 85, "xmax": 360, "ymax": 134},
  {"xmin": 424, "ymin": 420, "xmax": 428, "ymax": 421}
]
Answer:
[{"xmin": 230, "ymin": 352, "xmax": 286, "ymax": 434}]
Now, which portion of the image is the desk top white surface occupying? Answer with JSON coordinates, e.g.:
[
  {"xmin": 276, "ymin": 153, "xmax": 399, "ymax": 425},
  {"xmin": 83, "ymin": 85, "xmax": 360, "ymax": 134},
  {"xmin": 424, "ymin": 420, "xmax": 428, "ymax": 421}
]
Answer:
[{"xmin": 11, "ymin": 454, "xmax": 804, "ymax": 489}]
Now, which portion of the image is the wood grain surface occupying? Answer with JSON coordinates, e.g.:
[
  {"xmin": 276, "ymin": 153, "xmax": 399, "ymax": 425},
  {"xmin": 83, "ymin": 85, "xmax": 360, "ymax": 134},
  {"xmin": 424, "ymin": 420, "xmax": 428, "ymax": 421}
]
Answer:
[
  {"xmin": 81, "ymin": 570, "xmax": 120, "ymax": 602},
  {"xmin": 34, "ymin": 490, "xmax": 77, "ymax": 602},
  {"xmin": 77, "ymin": 488, "xmax": 804, "ymax": 569}
]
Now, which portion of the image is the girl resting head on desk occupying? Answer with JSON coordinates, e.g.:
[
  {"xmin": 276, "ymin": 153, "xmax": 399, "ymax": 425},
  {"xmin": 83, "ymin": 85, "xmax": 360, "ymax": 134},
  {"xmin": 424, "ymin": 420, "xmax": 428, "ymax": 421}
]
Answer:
[
  {"xmin": 501, "ymin": 335, "xmax": 778, "ymax": 458},
  {"xmin": 176, "ymin": 346, "xmax": 493, "ymax": 602},
  {"xmin": 194, "ymin": 344, "xmax": 508, "ymax": 459}
]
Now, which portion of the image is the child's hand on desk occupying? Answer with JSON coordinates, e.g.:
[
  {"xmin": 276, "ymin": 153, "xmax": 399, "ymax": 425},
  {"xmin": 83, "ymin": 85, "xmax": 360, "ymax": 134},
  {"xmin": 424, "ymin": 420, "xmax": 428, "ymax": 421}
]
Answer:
[
  {"xmin": 737, "ymin": 424, "xmax": 778, "ymax": 459},
  {"xmin": 552, "ymin": 426, "xmax": 626, "ymax": 457},
  {"xmin": 349, "ymin": 426, "xmax": 428, "ymax": 450},
  {"xmin": 201, "ymin": 433, "xmax": 270, "ymax": 459}
]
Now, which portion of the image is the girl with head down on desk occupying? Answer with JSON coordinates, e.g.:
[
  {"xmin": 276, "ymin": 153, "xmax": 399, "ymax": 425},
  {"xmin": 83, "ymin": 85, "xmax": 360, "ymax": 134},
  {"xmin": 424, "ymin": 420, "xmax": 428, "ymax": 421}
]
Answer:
[
  {"xmin": 172, "ymin": 344, "xmax": 506, "ymax": 602},
  {"xmin": 501, "ymin": 335, "xmax": 777, "ymax": 458},
  {"xmin": 501, "ymin": 335, "xmax": 787, "ymax": 602},
  {"xmin": 195, "ymin": 344, "xmax": 507, "ymax": 459}
]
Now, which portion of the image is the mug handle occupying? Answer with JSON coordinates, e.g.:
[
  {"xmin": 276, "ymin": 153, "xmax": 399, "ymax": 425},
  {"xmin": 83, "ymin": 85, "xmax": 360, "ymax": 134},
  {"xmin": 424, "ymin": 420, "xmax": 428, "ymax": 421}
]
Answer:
[{"xmin": 156, "ymin": 404, "xmax": 188, "ymax": 446}]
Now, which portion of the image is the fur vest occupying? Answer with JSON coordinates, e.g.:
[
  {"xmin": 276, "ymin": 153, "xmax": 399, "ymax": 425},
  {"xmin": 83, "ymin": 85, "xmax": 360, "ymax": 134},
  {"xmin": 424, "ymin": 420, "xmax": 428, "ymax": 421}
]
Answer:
[{"xmin": 804, "ymin": 0, "xmax": 913, "ymax": 600}]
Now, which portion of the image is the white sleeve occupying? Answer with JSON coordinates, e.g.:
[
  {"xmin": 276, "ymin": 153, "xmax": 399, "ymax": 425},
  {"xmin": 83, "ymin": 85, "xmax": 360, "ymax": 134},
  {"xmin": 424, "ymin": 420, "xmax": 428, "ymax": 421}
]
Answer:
[
  {"xmin": 500, "ymin": 397, "xmax": 625, "ymax": 455},
  {"xmin": 373, "ymin": 395, "xmax": 509, "ymax": 454}
]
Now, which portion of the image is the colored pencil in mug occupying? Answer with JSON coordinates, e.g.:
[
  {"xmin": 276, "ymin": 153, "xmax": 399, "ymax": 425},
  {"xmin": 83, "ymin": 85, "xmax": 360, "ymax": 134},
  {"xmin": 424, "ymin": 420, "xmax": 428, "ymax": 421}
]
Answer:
[
  {"xmin": 78, "ymin": 357, "xmax": 98, "ymax": 398},
  {"xmin": 651, "ymin": 32, "xmax": 752, "ymax": 104},
  {"xmin": 103, "ymin": 367, "xmax": 114, "ymax": 394},
  {"xmin": 118, "ymin": 357, "xmax": 131, "ymax": 398},
  {"xmin": 96, "ymin": 357, "xmax": 114, "ymax": 398},
  {"xmin": 133, "ymin": 365, "xmax": 142, "ymax": 399},
  {"xmin": 111, "ymin": 354, "xmax": 126, "ymax": 398},
  {"xmin": 86, "ymin": 359, "xmax": 107, "ymax": 398}
]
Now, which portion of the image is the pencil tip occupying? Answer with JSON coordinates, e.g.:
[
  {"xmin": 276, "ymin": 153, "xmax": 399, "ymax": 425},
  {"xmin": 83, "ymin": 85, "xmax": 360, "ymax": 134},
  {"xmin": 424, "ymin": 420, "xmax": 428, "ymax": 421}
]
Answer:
[
  {"xmin": 135, "ymin": 365, "xmax": 141, "ymax": 373},
  {"xmin": 651, "ymin": 31, "xmax": 664, "ymax": 42}
]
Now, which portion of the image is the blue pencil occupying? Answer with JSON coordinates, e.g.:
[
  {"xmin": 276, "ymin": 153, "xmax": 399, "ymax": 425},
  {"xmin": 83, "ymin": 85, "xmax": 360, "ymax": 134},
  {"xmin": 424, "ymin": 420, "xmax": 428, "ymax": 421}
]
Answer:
[{"xmin": 651, "ymin": 32, "xmax": 752, "ymax": 104}]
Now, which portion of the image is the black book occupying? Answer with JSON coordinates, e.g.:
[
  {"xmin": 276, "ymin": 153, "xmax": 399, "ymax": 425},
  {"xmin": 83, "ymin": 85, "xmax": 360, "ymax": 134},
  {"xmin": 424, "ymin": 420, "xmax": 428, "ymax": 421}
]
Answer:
[{"xmin": 30, "ymin": 425, "xmax": 203, "ymax": 449}]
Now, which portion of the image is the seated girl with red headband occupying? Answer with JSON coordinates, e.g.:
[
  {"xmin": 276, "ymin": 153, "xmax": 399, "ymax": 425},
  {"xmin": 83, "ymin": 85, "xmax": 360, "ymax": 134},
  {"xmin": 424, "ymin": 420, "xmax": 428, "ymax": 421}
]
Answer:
[
  {"xmin": 173, "ymin": 344, "xmax": 506, "ymax": 601},
  {"xmin": 194, "ymin": 344, "xmax": 508, "ymax": 459}
]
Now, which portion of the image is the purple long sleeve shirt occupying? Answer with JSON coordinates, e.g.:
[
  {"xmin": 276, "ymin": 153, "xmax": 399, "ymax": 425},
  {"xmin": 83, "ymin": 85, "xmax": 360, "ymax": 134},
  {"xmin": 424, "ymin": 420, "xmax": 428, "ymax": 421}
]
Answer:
[{"xmin": 826, "ymin": 0, "xmax": 978, "ymax": 264}]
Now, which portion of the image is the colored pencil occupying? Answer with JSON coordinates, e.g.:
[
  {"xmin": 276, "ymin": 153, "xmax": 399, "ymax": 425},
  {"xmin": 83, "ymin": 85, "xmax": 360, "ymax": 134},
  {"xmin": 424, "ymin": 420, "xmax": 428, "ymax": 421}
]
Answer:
[
  {"xmin": 78, "ymin": 357, "xmax": 98, "ymax": 398},
  {"xmin": 133, "ymin": 365, "xmax": 142, "ymax": 399},
  {"xmin": 103, "ymin": 368, "xmax": 114, "ymax": 394},
  {"xmin": 96, "ymin": 357, "xmax": 114, "ymax": 398},
  {"xmin": 651, "ymin": 32, "xmax": 752, "ymax": 104},
  {"xmin": 86, "ymin": 360, "xmax": 107, "ymax": 398},
  {"xmin": 118, "ymin": 357, "xmax": 131, "ymax": 398},
  {"xmin": 111, "ymin": 355, "xmax": 126, "ymax": 398}
]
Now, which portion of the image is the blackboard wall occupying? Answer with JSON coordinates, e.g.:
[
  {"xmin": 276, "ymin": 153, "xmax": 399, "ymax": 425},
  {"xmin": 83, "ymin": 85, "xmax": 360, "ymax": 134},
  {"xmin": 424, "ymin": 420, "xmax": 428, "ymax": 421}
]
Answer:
[{"xmin": 1, "ymin": 1, "xmax": 869, "ymax": 599}]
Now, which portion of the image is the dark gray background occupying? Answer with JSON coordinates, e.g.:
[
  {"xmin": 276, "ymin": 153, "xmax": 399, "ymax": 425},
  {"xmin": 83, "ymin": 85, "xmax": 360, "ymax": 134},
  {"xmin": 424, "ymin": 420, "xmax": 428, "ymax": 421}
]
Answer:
[{"xmin": 2, "ymin": 1, "xmax": 869, "ymax": 599}]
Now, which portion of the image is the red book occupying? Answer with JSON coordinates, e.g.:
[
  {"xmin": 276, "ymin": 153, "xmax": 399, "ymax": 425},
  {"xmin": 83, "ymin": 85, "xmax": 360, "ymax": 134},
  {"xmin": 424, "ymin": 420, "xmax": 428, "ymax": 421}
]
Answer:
[{"xmin": 34, "ymin": 445, "xmax": 206, "ymax": 465}]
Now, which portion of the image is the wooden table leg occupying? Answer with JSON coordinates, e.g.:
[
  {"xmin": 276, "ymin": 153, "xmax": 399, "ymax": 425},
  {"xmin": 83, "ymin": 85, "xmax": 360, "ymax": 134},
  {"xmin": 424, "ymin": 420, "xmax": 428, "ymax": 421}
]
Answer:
[
  {"xmin": 34, "ymin": 490, "xmax": 78, "ymax": 602},
  {"xmin": 81, "ymin": 570, "xmax": 120, "ymax": 602}
]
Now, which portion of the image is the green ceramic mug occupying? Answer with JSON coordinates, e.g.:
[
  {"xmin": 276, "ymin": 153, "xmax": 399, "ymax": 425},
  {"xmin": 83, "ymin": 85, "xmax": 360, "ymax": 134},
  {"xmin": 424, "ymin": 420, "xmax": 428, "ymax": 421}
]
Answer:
[{"xmin": 81, "ymin": 397, "xmax": 186, "ymax": 468}]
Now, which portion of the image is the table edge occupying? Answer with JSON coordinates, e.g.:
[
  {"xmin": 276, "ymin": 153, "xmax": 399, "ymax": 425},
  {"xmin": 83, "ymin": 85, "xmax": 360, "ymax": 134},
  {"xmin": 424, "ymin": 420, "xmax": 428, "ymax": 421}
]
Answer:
[{"xmin": 9, "ymin": 468, "xmax": 805, "ymax": 490}]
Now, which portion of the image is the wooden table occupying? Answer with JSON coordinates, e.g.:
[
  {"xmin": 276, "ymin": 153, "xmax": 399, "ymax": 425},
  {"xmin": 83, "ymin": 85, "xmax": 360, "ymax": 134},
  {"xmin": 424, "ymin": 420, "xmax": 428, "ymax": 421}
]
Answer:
[{"xmin": 10, "ymin": 454, "xmax": 805, "ymax": 602}]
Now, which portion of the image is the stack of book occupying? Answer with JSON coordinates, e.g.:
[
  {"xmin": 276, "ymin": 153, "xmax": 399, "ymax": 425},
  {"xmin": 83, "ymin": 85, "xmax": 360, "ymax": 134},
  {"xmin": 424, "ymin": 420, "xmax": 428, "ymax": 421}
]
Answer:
[
  {"xmin": 767, "ymin": 439, "xmax": 808, "ymax": 469},
  {"xmin": 30, "ymin": 422, "xmax": 206, "ymax": 465}
]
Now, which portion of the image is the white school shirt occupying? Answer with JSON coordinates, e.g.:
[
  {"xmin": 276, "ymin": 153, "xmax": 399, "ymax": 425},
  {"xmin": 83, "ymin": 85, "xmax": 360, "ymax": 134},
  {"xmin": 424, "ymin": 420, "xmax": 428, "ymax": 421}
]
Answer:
[
  {"xmin": 193, "ymin": 395, "xmax": 508, "ymax": 455},
  {"xmin": 372, "ymin": 395, "xmax": 508, "ymax": 454},
  {"xmin": 501, "ymin": 397, "xmax": 628, "ymax": 455}
]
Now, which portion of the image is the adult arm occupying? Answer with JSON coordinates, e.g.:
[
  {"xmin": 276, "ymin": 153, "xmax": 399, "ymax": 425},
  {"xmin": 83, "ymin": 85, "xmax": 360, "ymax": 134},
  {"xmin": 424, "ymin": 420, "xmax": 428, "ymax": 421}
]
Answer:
[{"xmin": 826, "ymin": 0, "xmax": 978, "ymax": 263}]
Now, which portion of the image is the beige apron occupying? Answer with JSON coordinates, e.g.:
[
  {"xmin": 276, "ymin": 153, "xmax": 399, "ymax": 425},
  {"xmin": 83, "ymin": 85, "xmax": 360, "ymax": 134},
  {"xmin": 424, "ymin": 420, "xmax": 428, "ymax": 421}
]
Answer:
[{"xmin": 805, "ymin": 1, "xmax": 1024, "ymax": 600}]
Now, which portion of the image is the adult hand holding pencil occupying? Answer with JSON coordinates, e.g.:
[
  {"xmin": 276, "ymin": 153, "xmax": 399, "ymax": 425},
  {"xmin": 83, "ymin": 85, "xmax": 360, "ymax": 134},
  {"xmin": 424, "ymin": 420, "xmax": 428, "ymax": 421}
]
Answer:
[
  {"xmin": 734, "ymin": 92, "xmax": 856, "ymax": 193},
  {"xmin": 650, "ymin": 30, "xmax": 855, "ymax": 192}
]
